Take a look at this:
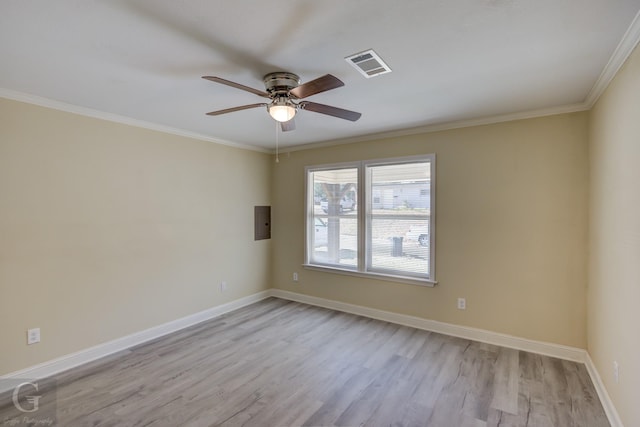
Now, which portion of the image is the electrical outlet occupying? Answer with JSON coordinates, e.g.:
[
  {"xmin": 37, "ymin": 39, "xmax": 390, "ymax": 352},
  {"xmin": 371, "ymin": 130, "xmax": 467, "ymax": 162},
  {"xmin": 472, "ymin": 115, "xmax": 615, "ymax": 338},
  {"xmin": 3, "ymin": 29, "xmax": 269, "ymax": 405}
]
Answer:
[
  {"xmin": 219, "ymin": 281, "xmax": 227, "ymax": 293},
  {"xmin": 27, "ymin": 328, "xmax": 40, "ymax": 345},
  {"xmin": 293, "ymin": 272, "xmax": 299, "ymax": 282},
  {"xmin": 457, "ymin": 298, "xmax": 466, "ymax": 310},
  {"xmin": 613, "ymin": 361, "xmax": 619, "ymax": 384}
]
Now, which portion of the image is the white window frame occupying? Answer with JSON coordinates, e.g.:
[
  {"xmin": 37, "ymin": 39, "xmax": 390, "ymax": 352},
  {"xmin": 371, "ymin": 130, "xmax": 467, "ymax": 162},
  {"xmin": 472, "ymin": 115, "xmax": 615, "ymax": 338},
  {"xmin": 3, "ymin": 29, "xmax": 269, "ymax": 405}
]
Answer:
[
  {"xmin": 304, "ymin": 161, "xmax": 360, "ymax": 271},
  {"xmin": 304, "ymin": 154, "xmax": 436, "ymax": 287}
]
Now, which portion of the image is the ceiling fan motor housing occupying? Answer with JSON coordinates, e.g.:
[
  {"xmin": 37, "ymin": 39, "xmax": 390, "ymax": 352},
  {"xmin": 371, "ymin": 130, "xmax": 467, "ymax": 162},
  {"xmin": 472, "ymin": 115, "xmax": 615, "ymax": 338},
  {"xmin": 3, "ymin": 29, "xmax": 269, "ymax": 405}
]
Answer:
[
  {"xmin": 263, "ymin": 72, "xmax": 300, "ymax": 97},
  {"xmin": 203, "ymin": 72, "xmax": 360, "ymax": 125}
]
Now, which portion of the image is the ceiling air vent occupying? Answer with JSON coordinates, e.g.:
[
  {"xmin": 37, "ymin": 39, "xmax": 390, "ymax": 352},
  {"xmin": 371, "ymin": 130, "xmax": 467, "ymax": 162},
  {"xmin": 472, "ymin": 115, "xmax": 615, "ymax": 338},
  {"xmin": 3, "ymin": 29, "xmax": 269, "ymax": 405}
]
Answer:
[{"xmin": 345, "ymin": 49, "xmax": 391, "ymax": 78}]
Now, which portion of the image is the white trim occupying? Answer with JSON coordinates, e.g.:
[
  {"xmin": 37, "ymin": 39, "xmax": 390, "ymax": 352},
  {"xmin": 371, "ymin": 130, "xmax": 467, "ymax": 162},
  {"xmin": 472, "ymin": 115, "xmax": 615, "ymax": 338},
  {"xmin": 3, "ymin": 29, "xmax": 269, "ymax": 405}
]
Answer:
[
  {"xmin": 584, "ymin": 353, "xmax": 624, "ymax": 427},
  {"xmin": 363, "ymin": 154, "xmax": 436, "ymax": 282},
  {"xmin": 0, "ymin": 88, "xmax": 270, "ymax": 154},
  {"xmin": 284, "ymin": 10, "xmax": 640, "ymax": 155},
  {"xmin": 271, "ymin": 289, "xmax": 625, "ymax": 426},
  {"xmin": 0, "ymin": 287, "xmax": 623, "ymax": 427},
  {"xmin": 282, "ymin": 103, "xmax": 588, "ymax": 153},
  {"xmin": 304, "ymin": 156, "xmax": 437, "ymax": 283},
  {"xmin": 270, "ymin": 289, "xmax": 586, "ymax": 362},
  {"xmin": 0, "ymin": 86, "xmax": 589, "ymax": 156},
  {"xmin": 3, "ymin": 5, "xmax": 640, "ymax": 157},
  {"xmin": 585, "ymin": 9, "xmax": 640, "ymax": 108},
  {"xmin": 0, "ymin": 290, "xmax": 271, "ymax": 391},
  {"xmin": 302, "ymin": 264, "xmax": 437, "ymax": 287}
]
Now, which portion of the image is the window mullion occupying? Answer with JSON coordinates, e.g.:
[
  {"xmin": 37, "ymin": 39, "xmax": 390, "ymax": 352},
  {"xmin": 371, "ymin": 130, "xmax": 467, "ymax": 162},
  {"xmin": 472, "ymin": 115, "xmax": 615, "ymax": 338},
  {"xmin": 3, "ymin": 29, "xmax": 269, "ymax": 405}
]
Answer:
[
  {"xmin": 358, "ymin": 162, "xmax": 367, "ymax": 273},
  {"xmin": 305, "ymin": 155, "xmax": 435, "ymax": 284}
]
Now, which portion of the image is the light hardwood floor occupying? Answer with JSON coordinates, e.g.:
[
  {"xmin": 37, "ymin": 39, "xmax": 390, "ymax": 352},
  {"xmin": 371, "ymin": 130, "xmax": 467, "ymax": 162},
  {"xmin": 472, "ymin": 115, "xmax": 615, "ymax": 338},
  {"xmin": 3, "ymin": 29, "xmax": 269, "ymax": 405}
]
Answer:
[{"xmin": 1, "ymin": 297, "xmax": 609, "ymax": 426}]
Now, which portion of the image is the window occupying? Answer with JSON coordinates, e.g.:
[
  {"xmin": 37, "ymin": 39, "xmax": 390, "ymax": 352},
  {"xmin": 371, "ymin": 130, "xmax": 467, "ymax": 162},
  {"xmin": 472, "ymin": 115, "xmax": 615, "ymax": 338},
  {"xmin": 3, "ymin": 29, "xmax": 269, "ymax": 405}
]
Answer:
[
  {"xmin": 307, "ymin": 166, "xmax": 359, "ymax": 268},
  {"xmin": 305, "ymin": 155, "xmax": 435, "ymax": 285}
]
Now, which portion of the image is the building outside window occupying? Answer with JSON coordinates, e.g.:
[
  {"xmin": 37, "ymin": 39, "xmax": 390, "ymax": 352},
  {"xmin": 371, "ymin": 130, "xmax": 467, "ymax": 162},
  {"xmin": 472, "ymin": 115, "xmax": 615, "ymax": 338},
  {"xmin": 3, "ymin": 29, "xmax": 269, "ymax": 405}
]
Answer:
[{"xmin": 305, "ymin": 154, "xmax": 435, "ymax": 284}]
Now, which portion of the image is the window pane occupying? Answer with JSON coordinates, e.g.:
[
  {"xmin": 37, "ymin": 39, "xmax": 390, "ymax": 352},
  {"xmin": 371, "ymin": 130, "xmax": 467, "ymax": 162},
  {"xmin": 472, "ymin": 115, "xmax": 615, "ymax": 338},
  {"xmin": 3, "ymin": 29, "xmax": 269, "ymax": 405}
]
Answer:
[
  {"xmin": 367, "ymin": 161, "xmax": 431, "ymax": 278},
  {"xmin": 309, "ymin": 217, "xmax": 358, "ymax": 267},
  {"xmin": 308, "ymin": 168, "xmax": 358, "ymax": 268},
  {"xmin": 306, "ymin": 156, "xmax": 435, "ymax": 283},
  {"xmin": 369, "ymin": 218, "xmax": 430, "ymax": 276}
]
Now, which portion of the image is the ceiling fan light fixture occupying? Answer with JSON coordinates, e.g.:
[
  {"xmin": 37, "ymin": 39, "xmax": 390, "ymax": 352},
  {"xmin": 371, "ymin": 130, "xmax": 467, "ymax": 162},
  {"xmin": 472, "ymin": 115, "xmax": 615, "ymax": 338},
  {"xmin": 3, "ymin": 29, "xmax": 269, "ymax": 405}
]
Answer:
[
  {"xmin": 203, "ymin": 72, "xmax": 361, "ymax": 127},
  {"xmin": 268, "ymin": 98, "xmax": 296, "ymax": 122}
]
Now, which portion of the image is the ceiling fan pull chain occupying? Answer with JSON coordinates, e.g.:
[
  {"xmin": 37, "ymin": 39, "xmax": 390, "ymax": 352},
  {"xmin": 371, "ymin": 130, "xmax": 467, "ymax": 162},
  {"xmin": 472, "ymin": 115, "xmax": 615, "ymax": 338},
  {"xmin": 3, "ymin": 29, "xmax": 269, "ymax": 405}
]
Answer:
[
  {"xmin": 275, "ymin": 121, "xmax": 280, "ymax": 163},
  {"xmin": 202, "ymin": 73, "xmax": 360, "ymax": 134}
]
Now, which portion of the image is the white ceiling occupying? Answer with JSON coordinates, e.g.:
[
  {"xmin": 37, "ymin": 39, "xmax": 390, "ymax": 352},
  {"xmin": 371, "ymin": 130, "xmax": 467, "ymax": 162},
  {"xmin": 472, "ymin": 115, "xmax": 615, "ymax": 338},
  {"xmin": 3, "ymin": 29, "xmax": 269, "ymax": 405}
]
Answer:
[{"xmin": 1, "ymin": 0, "xmax": 639, "ymax": 150}]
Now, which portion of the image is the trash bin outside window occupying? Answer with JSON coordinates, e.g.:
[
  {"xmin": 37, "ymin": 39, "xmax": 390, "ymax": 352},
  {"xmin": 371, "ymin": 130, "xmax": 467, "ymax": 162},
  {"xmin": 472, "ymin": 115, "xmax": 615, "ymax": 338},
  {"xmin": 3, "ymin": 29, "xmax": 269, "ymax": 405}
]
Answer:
[{"xmin": 391, "ymin": 236, "xmax": 403, "ymax": 257}]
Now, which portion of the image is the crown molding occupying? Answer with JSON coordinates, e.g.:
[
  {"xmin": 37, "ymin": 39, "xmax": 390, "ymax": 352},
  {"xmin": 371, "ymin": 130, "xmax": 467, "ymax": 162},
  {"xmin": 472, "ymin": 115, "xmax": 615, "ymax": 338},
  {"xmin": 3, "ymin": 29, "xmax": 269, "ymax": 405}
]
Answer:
[
  {"xmin": 279, "ymin": 8, "xmax": 640, "ymax": 154},
  {"xmin": 4, "ymin": 7, "xmax": 639, "ymax": 156},
  {"xmin": 0, "ymin": 88, "xmax": 270, "ymax": 154},
  {"xmin": 584, "ymin": 9, "xmax": 640, "ymax": 108},
  {"xmin": 282, "ymin": 102, "xmax": 589, "ymax": 153}
]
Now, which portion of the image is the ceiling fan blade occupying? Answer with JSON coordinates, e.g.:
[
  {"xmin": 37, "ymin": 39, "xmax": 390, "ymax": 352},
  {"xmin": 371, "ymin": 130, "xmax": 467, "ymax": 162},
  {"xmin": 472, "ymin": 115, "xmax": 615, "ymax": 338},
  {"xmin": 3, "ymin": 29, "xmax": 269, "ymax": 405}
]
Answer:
[
  {"xmin": 206, "ymin": 103, "xmax": 267, "ymax": 116},
  {"xmin": 281, "ymin": 118, "xmax": 296, "ymax": 132},
  {"xmin": 300, "ymin": 101, "xmax": 362, "ymax": 122},
  {"xmin": 289, "ymin": 74, "xmax": 344, "ymax": 99},
  {"xmin": 202, "ymin": 76, "xmax": 270, "ymax": 98}
]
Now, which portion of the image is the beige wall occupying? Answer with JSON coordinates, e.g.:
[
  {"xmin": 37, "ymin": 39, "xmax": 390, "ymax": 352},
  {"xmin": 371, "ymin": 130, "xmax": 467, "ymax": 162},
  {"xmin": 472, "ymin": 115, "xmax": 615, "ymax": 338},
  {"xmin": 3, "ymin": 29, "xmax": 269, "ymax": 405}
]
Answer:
[
  {"xmin": 4, "ymin": 55, "xmax": 636, "ymax": 422},
  {"xmin": 2, "ymin": 41, "xmax": 636, "ymax": 424},
  {"xmin": 272, "ymin": 113, "xmax": 589, "ymax": 348},
  {"xmin": 0, "ymin": 98, "xmax": 272, "ymax": 375},
  {"xmin": 588, "ymin": 43, "xmax": 640, "ymax": 427}
]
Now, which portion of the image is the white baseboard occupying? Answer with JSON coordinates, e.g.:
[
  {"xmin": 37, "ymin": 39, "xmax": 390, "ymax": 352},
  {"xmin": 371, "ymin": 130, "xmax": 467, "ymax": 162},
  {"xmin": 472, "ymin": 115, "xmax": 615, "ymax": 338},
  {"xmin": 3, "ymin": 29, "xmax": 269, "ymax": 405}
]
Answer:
[
  {"xmin": 271, "ymin": 289, "xmax": 626, "ymax": 426},
  {"xmin": 270, "ymin": 289, "xmax": 587, "ymax": 362},
  {"xmin": 0, "ymin": 290, "xmax": 271, "ymax": 390},
  {"xmin": 1, "ymin": 287, "xmax": 622, "ymax": 427},
  {"xmin": 584, "ymin": 353, "xmax": 624, "ymax": 427}
]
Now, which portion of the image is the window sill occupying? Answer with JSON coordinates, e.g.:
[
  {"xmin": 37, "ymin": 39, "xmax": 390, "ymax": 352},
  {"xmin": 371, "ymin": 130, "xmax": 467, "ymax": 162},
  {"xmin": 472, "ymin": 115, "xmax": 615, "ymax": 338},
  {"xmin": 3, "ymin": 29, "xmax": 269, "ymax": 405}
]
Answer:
[{"xmin": 302, "ymin": 264, "xmax": 437, "ymax": 287}]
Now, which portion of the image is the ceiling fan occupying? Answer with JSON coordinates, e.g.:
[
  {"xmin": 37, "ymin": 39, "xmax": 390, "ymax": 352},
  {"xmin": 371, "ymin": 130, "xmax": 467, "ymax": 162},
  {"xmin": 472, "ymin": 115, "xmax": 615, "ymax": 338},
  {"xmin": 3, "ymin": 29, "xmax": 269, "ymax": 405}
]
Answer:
[{"xmin": 202, "ymin": 72, "xmax": 362, "ymax": 132}]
